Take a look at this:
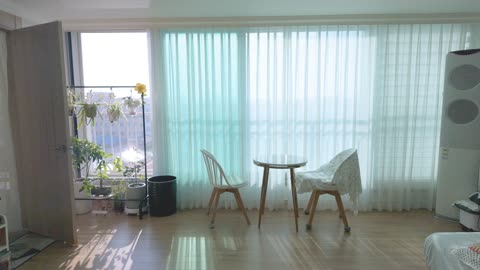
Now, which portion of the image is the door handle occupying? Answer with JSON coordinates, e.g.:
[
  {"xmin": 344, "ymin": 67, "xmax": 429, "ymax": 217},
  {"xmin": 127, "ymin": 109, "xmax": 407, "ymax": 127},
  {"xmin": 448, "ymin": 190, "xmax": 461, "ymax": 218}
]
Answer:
[{"xmin": 55, "ymin": 145, "xmax": 67, "ymax": 152}]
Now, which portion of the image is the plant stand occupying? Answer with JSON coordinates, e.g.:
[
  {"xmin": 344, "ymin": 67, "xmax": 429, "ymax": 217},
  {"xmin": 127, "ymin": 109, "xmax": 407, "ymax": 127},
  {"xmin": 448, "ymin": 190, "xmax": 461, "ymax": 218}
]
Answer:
[
  {"xmin": 125, "ymin": 206, "xmax": 147, "ymax": 215},
  {"xmin": 69, "ymin": 85, "xmax": 150, "ymax": 220}
]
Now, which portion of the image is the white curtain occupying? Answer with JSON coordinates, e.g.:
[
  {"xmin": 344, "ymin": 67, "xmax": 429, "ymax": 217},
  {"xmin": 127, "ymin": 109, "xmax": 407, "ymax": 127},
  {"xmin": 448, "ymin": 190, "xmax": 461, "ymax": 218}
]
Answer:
[
  {"xmin": 151, "ymin": 23, "xmax": 480, "ymax": 211},
  {"xmin": 0, "ymin": 31, "xmax": 22, "ymax": 231}
]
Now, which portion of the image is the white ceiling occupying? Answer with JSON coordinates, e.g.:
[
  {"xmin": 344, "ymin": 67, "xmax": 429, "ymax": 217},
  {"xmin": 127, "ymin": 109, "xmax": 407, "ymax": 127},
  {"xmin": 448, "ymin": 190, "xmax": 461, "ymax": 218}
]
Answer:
[{"xmin": 1, "ymin": 0, "xmax": 480, "ymax": 24}]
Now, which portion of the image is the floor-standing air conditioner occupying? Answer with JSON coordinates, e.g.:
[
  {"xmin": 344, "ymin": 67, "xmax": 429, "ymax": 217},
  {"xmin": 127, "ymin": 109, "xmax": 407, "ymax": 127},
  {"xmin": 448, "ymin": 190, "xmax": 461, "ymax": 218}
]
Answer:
[{"xmin": 435, "ymin": 49, "xmax": 480, "ymax": 220}]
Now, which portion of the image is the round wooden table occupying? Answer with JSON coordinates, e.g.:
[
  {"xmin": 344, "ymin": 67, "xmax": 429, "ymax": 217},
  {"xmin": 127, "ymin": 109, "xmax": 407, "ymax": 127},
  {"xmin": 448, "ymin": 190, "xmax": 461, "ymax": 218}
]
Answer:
[{"xmin": 253, "ymin": 154, "xmax": 307, "ymax": 232}]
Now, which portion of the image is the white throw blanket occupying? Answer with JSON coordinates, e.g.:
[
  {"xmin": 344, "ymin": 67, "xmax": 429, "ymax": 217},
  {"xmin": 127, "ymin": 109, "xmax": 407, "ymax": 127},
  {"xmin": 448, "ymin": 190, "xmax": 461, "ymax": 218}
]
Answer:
[
  {"xmin": 295, "ymin": 149, "xmax": 362, "ymax": 210},
  {"xmin": 425, "ymin": 233, "xmax": 480, "ymax": 270},
  {"xmin": 451, "ymin": 244, "xmax": 480, "ymax": 270}
]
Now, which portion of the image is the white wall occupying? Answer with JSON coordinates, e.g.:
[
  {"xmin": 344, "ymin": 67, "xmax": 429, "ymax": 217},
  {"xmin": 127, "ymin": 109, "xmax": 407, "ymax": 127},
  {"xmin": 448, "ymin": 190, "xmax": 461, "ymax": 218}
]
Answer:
[{"xmin": 0, "ymin": 31, "xmax": 23, "ymax": 233}]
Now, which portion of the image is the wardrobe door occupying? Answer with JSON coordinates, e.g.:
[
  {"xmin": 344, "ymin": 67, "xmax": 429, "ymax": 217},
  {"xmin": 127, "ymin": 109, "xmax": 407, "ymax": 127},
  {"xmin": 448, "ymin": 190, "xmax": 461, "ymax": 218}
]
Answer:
[{"xmin": 7, "ymin": 21, "xmax": 76, "ymax": 244}]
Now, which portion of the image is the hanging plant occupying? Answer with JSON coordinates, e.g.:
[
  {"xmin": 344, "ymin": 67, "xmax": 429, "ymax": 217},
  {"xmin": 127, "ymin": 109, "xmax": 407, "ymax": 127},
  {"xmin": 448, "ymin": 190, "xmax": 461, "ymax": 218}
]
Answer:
[
  {"xmin": 107, "ymin": 102, "xmax": 125, "ymax": 123},
  {"xmin": 67, "ymin": 89, "xmax": 78, "ymax": 116},
  {"xmin": 123, "ymin": 96, "xmax": 142, "ymax": 115},
  {"xmin": 72, "ymin": 89, "xmax": 104, "ymax": 127},
  {"xmin": 77, "ymin": 103, "xmax": 100, "ymax": 126}
]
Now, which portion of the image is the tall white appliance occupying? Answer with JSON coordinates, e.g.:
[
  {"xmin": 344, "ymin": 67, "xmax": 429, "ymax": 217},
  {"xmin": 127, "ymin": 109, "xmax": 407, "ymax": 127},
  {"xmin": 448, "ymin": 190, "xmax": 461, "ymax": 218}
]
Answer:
[{"xmin": 436, "ymin": 49, "xmax": 480, "ymax": 220}]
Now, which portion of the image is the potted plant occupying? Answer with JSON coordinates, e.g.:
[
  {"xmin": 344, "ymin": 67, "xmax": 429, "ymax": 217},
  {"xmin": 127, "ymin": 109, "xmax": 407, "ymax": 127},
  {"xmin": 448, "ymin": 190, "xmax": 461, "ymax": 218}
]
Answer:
[
  {"xmin": 71, "ymin": 137, "xmax": 124, "ymax": 196},
  {"xmin": 92, "ymin": 155, "xmax": 124, "ymax": 196},
  {"xmin": 123, "ymin": 160, "xmax": 145, "ymax": 180},
  {"xmin": 67, "ymin": 89, "xmax": 78, "ymax": 116},
  {"xmin": 77, "ymin": 103, "xmax": 101, "ymax": 126},
  {"xmin": 123, "ymin": 161, "xmax": 147, "ymax": 213},
  {"xmin": 71, "ymin": 137, "xmax": 106, "ymax": 214},
  {"xmin": 71, "ymin": 137, "xmax": 106, "ymax": 184},
  {"xmin": 111, "ymin": 180, "xmax": 128, "ymax": 212},
  {"xmin": 106, "ymin": 102, "xmax": 125, "ymax": 123},
  {"xmin": 123, "ymin": 96, "xmax": 142, "ymax": 115}
]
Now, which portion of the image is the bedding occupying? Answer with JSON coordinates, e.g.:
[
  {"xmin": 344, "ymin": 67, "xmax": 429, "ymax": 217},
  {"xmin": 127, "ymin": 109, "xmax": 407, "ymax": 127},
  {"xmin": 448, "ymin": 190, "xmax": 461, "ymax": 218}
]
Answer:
[{"xmin": 425, "ymin": 232, "xmax": 480, "ymax": 270}]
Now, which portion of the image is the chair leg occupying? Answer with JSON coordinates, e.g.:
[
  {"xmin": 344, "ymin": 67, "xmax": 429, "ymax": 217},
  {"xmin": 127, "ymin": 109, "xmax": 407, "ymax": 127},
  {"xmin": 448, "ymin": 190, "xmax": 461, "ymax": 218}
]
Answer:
[
  {"xmin": 207, "ymin": 188, "xmax": 217, "ymax": 215},
  {"xmin": 333, "ymin": 191, "xmax": 350, "ymax": 232},
  {"xmin": 210, "ymin": 190, "xmax": 222, "ymax": 229},
  {"xmin": 233, "ymin": 189, "xmax": 251, "ymax": 225},
  {"xmin": 306, "ymin": 190, "xmax": 321, "ymax": 230},
  {"xmin": 305, "ymin": 191, "xmax": 315, "ymax": 215}
]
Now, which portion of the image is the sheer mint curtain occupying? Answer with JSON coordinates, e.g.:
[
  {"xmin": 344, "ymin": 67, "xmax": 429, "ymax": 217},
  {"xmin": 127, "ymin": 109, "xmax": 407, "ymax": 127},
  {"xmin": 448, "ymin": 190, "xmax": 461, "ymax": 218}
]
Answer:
[
  {"xmin": 151, "ymin": 30, "xmax": 247, "ymax": 209},
  {"xmin": 368, "ymin": 24, "xmax": 472, "ymax": 210},
  {"xmin": 151, "ymin": 23, "xmax": 479, "ymax": 211}
]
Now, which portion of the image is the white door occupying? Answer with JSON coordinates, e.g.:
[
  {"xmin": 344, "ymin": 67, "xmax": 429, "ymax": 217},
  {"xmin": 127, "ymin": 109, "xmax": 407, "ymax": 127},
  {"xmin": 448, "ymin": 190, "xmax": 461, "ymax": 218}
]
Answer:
[{"xmin": 7, "ymin": 21, "xmax": 76, "ymax": 244}]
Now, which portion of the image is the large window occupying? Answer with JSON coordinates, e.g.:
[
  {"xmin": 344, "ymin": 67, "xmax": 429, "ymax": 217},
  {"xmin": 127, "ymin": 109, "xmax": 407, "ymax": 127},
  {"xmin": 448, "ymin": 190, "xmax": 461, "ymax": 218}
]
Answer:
[
  {"xmin": 80, "ymin": 32, "xmax": 152, "ymax": 174},
  {"xmin": 155, "ymin": 24, "xmax": 477, "ymax": 210},
  {"xmin": 246, "ymin": 28, "xmax": 371, "ymax": 164}
]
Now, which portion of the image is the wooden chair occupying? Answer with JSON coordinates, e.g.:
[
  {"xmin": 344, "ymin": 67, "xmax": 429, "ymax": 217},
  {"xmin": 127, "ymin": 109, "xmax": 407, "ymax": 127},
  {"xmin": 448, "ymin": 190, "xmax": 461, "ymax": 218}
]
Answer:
[
  {"xmin": 296, "ymin": 149, "xmax": 362, "ymax": 232},
  {"xmin": 201, "ymin": 149, "xmax": 250, "ymax": 228}
]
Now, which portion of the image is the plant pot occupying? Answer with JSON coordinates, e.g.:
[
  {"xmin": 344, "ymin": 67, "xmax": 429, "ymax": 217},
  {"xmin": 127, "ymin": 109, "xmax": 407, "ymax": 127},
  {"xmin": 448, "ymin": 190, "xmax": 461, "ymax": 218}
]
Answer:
[
  {"xmin": 126, "ymin": 182, "xmax": 146, "ymax": 210},
  {"xmin": 91, "ymin": 186, "xmax": 112, "ymax": 196},
  {"xmin": 74, "ymin": 181, "xmax": 91, "ymax": 214},
  {"xmin": 127, "ymin": 106, "xmax": 137, "ymax": 116},
  {"xmin": 124, "ymin": 98, "xmax": 141, "ymax": 116},
  {"xmin": 85, "ymin": 105, "xmax": 98, "ymax": 118},
  {"xmin": 78, "ymin": 103, "xmax": 99, "ymax": 126},
  {"xmin": 114, "ymin": 200, "xmax": 125, "ymax": 212},
  {"xmin": 108, "ymin": 110, "xmax": 121, "ymax": 123}
]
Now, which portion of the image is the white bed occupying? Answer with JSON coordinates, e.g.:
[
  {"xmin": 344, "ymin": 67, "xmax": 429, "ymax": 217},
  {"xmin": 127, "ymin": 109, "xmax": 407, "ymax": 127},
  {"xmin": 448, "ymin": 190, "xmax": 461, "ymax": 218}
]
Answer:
[{"xmin": 425, "ymin": 232, "xmax": 480, "ymax": 270}]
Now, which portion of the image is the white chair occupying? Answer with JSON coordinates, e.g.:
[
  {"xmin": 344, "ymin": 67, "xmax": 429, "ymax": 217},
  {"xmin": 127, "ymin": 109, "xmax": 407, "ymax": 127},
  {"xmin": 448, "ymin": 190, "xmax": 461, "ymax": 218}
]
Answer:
[
  {"xmin": 295, "ymin": 149, "xmax": 362, "ymax": 232},
  {"xmin": 201, "ymin": 149, "xmax": 250, "ymax": 228}
]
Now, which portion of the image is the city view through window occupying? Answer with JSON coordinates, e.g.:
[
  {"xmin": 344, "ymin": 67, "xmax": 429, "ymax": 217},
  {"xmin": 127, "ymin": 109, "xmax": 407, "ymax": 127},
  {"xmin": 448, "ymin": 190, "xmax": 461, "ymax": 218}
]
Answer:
[{"xmin": 80, "ymin": 32, "xmax": 152, "ymax": 176}]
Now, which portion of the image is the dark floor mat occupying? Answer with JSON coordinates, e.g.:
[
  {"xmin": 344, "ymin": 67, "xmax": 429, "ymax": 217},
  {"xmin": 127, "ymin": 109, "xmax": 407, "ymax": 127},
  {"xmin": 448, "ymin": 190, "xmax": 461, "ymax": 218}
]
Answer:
[{"xmin": 9, "ymin": 233, "xmax": 54, "ymax": 269}]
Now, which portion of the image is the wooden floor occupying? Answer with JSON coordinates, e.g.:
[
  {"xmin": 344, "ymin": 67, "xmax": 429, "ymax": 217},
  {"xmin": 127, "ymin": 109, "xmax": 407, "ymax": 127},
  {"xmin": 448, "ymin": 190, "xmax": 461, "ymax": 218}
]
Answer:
[{"xmin": 20, "ymin": 209, "xmax": 460, "ymax": 270}]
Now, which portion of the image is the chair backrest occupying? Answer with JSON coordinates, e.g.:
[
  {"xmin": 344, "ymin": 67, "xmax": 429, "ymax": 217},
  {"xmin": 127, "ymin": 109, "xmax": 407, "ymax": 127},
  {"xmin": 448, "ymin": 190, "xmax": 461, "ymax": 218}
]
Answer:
[
  {"xmin": 330, "ymin": 148, "xmax": 360, "ymax": 184},
  {"xmin": 201, "ymin": 149, "xmax": 229, "ymax": 187}
]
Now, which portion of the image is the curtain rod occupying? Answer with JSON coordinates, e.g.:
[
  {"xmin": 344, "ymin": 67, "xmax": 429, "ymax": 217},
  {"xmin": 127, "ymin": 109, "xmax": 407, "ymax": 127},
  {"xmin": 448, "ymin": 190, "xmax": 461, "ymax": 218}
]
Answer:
[
  {"xmin": 66, "ymin": 85, "xmax": 136, "ymax": 88},
  {"xmin": 63, "ymin": 13, "xmax": 480, "ymax": 31}
]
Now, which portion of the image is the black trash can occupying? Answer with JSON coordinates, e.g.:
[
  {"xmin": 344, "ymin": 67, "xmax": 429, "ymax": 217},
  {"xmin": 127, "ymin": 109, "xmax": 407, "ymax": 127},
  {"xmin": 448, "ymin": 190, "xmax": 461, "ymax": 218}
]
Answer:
[{"xmin": 148, "ymin": 175, "xmax": 177, "ymax": 217}]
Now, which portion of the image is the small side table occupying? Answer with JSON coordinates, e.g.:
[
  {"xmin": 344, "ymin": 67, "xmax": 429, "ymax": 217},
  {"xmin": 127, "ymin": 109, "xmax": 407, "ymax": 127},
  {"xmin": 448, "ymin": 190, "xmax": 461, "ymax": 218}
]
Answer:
[{"xmin": 254, "ymin": 154, "xmax": 307, "ymax": 232}]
